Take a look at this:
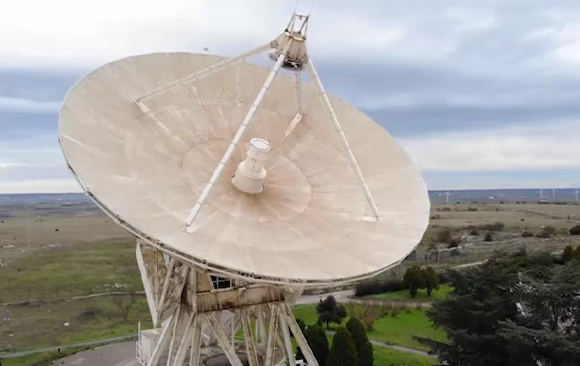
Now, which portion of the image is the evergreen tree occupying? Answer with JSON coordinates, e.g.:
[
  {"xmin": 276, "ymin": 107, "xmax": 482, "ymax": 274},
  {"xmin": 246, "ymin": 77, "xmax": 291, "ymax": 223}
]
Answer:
[
  {"xmin": 420, "ymin": 251, "xmax": 580, "ymax": 366},
  {"xmin": 419, "ymin": 253, "xmax": 537, "ymax": 365},
  {"xmin": 327, "ymin": 327, "xmax": 359, "ymax": 366},
  {"xmin": 422, "ymin": 266, "xmax": 440, "ymax": 296},
  {"xmin": 403, "ymin": 264, "xmax": 424, "ymax": 298},
  {"xmin": 305, "ymin": 325, "xmax": 329, "ymax": 366},
  {"xmin": 346, "ymin": 318, "xmax": 373, "ymax": 366},
  {"xmin": 316, "ymin": 295, "xmax": 347, "ymax": 328}
]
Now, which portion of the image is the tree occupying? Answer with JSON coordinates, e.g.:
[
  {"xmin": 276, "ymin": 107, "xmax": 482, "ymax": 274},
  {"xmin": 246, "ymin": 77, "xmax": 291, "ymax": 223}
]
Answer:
[
  {"xmin": 403, "ymin": 264, "xmax": 424, "ymax": 298},
  {"xmin": 327, "ymin": 327, "xmax": 359, "ymax": 366},
  {"xmin": 346, "ymin": 318, "xmax": 373, "ymax": 366},
  {"xmin": 497, "ymin": 261, "xmax": 580, "ymax": 364},
  {"xmin": 112, "ymin": 290, "xmax": 137, "ymax": 322},
  {"xmin": 422, "ymin": 266, "xmax": 440, "ymax": 297},
  {"xmin": 316, "ymin": 295, "xmax": 347, "ymax": 329},
  {"xmin": 420, "ymin": 250, "xmax": 580, "ymax": 366},
  {"xmin": 562, "ymin": 245, "xmax": 575, "ymax": 263},
  {"xmin": 304, "ymin": 325, "xmax": 329, "ymax": 366}
]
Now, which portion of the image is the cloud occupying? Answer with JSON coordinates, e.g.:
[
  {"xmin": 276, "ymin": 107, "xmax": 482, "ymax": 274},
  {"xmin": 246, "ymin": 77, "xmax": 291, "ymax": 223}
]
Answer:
[
  {"xmin": 399, "ymin": 122, "xmax": 580, "ymax": 172},
  {"xmin": 0, "ymin": 97, "xmax": 60, "ymax": 113},
  {"xmin": 1, "ymin": 0, "xmax": 580, "ymax": 192},
  {"xmin": 0, "ymin": 179, "xmax": 81, "ymax": 194},
  {"xmin": 0, "ymin": 162, "xmax": 29, "ymax": 169}
]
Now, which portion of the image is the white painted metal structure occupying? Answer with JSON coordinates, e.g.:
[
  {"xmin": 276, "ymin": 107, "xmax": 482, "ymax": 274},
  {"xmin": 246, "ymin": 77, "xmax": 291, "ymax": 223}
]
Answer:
[{"xmin": 59, "ymin": 13, "xmax": 429, "ymax": 366}]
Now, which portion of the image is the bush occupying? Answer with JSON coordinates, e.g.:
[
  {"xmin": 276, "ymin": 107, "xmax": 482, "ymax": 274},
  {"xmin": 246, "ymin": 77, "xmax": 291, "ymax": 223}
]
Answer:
[
  {"xmin": 536, "ymin": 231, "xmax": 551, "ymax": 239},
  {"xmin": 481, "ymin": 222, "xmax": 505, "ymax": 231},
  {"xmin": 469, "ymin": 230, "xmax": 480, "ymax": 236},
  {"xmin": 484, "ymin": 232, "xmax": 493, "ymax": 242},
  {"xmin": 562, "ymin": 245, "xmax": 575, "ymax": 263},
  {"xmin": 438, "ymin": 272, "xmax": 452, "ymax": 284},
  {"xmin": 522, "ymin": 231, "xmax": 534, "ymax": 238},
  {"xmin": 391, "ymin": 306, "xmax": 400, "ymax": 318},
  {"xmin": 569, "ymin": 225, "xmax": 580, "ymax": 235},
  {"xmin": 543, "ymin": 226, "xmax": 557, "ymax": 235},
  {"xmin": 355, "ymin": 279, "xmax": 404, "ymax": 297},
  {"xmin": 450, "ymin": 248, "xmax": 461, "ymax": 256},
  {"xmin": 437, "ymin": 228, "xmax": 454, "ymax": 244},
  {"xmin": 448, "ymin": 239, "xmax": 460, "ymax": 248}
]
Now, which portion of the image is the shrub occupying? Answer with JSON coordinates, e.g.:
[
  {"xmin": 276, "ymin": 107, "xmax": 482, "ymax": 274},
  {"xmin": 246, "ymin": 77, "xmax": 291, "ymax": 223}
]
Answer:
[
  {"xmin": 543, "ymin": 226, "xmax": 557, "ymax": 235},
  {"xmin": 482, "ymin": 222, "xmax": 505, "ymax": 231},
  {"xmin": 562, "ymin": 245, "xmax": 575, "ymax": 263},
  {"xmin": 391, "ymin": 306, "xmax": 400, "ymax": 318},
  {"xmin": 437, "ymin": 228, "xmax": 454, "ymax": 244},
  {"xmin": 467, "ymin": 207, "xmax": 478, "ymax": 212},
  {"xmin": 450, "ymin": 248, "xmax": 461, "ymax": 256},
  {"xmin": 536, "ymin": 231, "xmax": 551, "ymax": 239},
  {"xmin": 569, "ymin": 225, "xmax": 580, "ymax": 236},
  {"xmin": 469, "ymin": 230, "xmax": 480, "ymax": 236},
  {"xmin": 522, "ymin": 231, "xmax": 534, "ymax": 238},
  {"xmin": 354, "ymin": 279, "xmax": 404, "ymax": 297},
  {"xmin": 448, "ymin": 240, "xmax": 460, "ymax": 248},
  {"xmin": 438, "ymin": 272, "xmax": 451, "ymax": 284},
  {"xmin": 484, "ymin": 232, "xmax": 493, "ymax": 242}
]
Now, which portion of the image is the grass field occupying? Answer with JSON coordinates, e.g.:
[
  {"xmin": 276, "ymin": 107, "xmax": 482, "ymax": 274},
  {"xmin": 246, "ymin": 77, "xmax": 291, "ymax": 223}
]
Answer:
[
  {"xmin": 0, "ymin": 239, "xmax": 142, "ymax": 303},
  {"xmin": 0, "ymin": 296, "xmax": 152, "ymax": 352},
  {"xmin": 365, "ymin": 284, "xmax": 453, "ymax": 302},
  {"xmin": 293, "ymin": 304, "xmax": 446, "ymax": 351}
]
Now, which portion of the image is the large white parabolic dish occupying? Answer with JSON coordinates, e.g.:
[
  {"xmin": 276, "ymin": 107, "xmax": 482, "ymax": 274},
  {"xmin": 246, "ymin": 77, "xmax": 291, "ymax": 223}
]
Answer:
[{"xmin": 59, "ymin": 52, "xmax": 430, "ymax": 285}]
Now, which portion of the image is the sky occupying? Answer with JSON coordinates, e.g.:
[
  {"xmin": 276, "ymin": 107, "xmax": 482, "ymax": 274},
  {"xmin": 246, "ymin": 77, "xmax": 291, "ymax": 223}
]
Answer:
[{"xmin": 1, "ymin": 0, "xmax": 579, "ymax": 193}]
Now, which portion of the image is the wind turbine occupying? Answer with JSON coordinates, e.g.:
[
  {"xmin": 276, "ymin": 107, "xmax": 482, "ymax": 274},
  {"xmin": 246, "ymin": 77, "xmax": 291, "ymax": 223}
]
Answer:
[
  {"xmin": 444, "ymin": 190, "xmax": 451, "ymax": 204},
  {"xmin": 575, "ymin": 189, "xmax": 579, "ymax": 202},
  {"xmin": 540, "ymin": 188, "xmax": 544, "ymax": 199},
  {"xmin": 552, "ymin": 188, "xmax": 556, "ymax": 200}
]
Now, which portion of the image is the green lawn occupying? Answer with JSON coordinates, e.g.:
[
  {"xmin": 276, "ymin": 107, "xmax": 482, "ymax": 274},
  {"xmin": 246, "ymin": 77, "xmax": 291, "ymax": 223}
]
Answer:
[
  {"xmin": 364, "ymin": 284, "xmax": 453, "ymax": 303},
  {"xmin": 293, "ymin": 304, "xmax": 446, "ymax": 351},
  {"xmin": 374, "ymin": 347, "xmax": 437, "ymax": 366}
]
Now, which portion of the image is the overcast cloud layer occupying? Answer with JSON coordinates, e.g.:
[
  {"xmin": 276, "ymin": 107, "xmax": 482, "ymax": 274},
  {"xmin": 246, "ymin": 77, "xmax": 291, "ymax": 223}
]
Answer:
[{"xmin": 0, "ymin": 0, "xmax": 579, "ymax": 193}]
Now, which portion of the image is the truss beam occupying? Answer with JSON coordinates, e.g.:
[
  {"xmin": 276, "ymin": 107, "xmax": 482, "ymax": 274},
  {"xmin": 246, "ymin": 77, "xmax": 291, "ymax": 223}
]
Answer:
[
  {"xmin": 184, "ymin": 40, "xmax": 293, "ymax": 231},
  {"xmin": 135, "ymin": 42, "xmax": 273, "ymax": 107},
  {"xmin": 306, "ymin": 57, "xmax": 382, "ymax": 221}
]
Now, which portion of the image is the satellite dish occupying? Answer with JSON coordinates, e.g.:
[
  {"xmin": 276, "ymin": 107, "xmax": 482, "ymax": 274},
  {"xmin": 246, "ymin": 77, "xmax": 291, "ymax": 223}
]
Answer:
[{"xmin": 59, "ymin": 13, "xmax": 429, "ymax": 366}]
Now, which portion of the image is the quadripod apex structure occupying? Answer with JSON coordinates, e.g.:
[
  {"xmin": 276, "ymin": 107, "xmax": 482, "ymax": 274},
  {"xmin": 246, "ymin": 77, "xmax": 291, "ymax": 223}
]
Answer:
[{"xmin": 59, "ymin": 13, "xmax": 430, "ymax": 366}]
